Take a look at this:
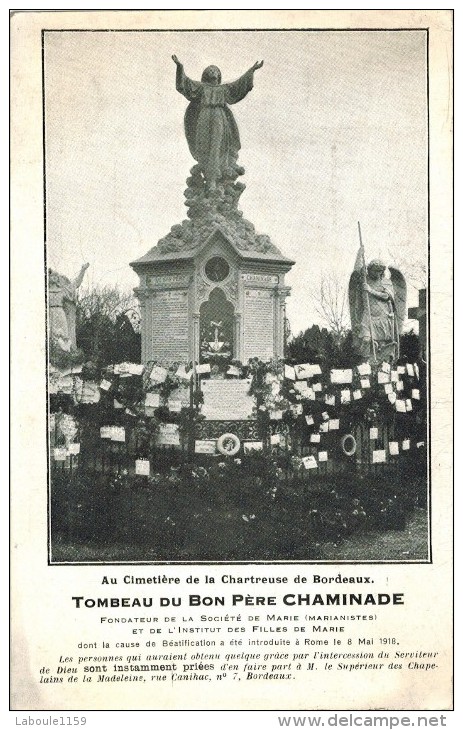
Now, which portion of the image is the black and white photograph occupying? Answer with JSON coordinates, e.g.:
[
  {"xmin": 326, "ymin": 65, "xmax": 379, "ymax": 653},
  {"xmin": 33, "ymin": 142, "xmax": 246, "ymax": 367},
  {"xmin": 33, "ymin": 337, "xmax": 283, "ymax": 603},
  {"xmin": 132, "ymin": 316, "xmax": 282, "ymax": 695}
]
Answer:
[{"xmin": 45, "ymin": 26, "xmax": 429, "ymax": 564}]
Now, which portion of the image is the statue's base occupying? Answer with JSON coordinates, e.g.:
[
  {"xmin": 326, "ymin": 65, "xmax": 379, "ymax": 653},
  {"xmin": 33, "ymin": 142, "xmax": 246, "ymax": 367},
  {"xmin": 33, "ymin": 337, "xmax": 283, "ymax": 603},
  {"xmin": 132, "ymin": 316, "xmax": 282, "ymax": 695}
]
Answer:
[{"xmin": 49, "ymin": 345, "xmax": 85, "ymax": 371}]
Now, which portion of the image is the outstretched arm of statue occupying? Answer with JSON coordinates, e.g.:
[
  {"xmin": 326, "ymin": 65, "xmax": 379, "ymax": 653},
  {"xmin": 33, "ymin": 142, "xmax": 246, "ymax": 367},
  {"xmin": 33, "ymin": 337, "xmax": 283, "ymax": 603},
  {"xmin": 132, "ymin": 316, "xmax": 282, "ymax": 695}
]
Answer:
[
  {"xmin": 73, "ymin": 262, "xmax": 89, "ymax": 290},
  {"xmin": 173, "ymin": 56, "xmax": 201, "ymax": 100},
  {"xmin": 225, "ymin": 61, "xmax": 264, "ymax": 105}
]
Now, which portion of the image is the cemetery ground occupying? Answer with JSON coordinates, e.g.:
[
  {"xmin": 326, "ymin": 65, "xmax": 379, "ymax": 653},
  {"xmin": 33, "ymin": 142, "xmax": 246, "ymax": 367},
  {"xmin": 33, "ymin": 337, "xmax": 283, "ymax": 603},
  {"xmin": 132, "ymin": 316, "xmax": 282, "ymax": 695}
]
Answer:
[{"xmin": 50, "ymin": 450, "xmax": 428, "ymax": 563}]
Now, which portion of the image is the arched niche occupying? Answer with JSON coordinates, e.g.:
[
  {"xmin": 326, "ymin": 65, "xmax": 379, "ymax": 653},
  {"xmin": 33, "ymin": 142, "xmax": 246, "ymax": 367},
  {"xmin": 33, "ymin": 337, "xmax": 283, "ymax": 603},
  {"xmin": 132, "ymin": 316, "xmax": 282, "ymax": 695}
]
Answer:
[{"xmin": 199, "ymin": 287, "xmax": 235, "ymax": 364}]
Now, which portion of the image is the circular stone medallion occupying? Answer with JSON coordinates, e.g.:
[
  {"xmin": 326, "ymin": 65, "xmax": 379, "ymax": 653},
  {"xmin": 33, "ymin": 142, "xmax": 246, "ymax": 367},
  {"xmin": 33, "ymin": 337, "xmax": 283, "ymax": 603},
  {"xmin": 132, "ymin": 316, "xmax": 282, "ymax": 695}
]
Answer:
[{"xmin": 205, "ymin": 256, "xmax": 230, "ymax": 283}]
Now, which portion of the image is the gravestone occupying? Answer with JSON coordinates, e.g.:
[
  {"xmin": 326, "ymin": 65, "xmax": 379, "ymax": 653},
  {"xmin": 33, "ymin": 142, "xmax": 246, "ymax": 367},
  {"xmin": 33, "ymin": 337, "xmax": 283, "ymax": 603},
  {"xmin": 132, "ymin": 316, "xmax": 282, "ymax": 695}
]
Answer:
[{"xmin": 131, "ymin": 57, "xmax": 294, "ymax": 366}]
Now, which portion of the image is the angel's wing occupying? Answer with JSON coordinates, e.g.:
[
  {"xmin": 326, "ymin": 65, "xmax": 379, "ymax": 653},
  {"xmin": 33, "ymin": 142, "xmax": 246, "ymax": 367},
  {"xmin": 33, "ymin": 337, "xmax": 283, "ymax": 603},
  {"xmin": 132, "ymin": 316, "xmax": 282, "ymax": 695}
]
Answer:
[
  {"xmin": 348, "ymin": 270, "xmax": 364, "ymax": 335},
  {"xmin": 389, "ymin": 267, "xmax": 407, "ymax": 333}
]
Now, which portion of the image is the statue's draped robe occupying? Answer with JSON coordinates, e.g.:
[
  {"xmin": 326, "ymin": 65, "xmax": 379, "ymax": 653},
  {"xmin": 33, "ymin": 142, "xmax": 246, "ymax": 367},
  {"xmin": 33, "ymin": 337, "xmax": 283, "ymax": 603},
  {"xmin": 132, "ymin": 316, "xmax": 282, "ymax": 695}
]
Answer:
[
  {"xmin": 359, "ymin": 278, "xmax": 395, "ymax": 345},
  {"xmin": 49, "ymin": 274, "xmax": 78, "ymax": 352},
  {"xmin": 175, "ymin": 66, "xmax": 254, "ymax": 184},
  {"xmin": 349, "ymin": 249, "xmax": 407, "ymax": 360}
]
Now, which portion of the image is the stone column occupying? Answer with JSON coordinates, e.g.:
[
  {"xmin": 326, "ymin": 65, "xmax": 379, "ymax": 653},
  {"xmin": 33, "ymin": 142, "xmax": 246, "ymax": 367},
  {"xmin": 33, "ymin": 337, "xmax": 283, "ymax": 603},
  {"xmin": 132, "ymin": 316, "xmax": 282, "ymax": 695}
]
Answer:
[
  {"xmin": 234, "ymin": 312, "xmax": 242, "ymax": 361},
  {"xmin": 275, "ymin": 287, "xmax": 291, "ymax": 359},
  {"xmin": 134, "ymin": 288, "xmax": 151, "ymax": 364},
  {"xmin": 192, "ymin": 312, "xmax": 200, "ymax": 363}
]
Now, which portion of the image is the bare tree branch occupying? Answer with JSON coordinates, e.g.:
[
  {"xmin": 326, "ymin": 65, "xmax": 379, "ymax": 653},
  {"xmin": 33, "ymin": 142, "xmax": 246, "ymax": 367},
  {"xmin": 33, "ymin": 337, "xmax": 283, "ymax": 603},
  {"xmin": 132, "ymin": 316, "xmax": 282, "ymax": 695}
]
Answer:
[
  {"xmin": 76, "ymin": 284, "xmax": 138, "ymax": 321},
  {"xmin": 75, "ymin": 284, "xmax": 141, "ymax": 364},
  {"xmin": 311, "ymin": 272, "xmax": 349, "ymax": 341},
  {"xmin": 387, "ymin": 248, "xmax": 427, "ymax": 292}
]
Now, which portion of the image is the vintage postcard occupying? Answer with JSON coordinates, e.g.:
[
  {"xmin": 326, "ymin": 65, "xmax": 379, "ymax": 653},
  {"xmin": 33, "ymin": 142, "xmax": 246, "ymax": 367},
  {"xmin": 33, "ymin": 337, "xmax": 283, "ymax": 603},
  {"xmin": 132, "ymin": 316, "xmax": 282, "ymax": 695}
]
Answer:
[{"xmin": 11, "ymin": 10, "xmax": 453, "ymax": 712}]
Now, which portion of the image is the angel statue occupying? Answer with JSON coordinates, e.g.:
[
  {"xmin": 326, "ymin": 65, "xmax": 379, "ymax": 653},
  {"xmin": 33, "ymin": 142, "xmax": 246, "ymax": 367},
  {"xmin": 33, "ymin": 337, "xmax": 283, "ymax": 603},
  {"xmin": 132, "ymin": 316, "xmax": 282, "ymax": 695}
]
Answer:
[
  {"xmin": 349, "ymin": 251, "xmax": 406, "ymax": 363},
  {"xmin": 172, "ymin": 55, "xmax": 264, "ymax": 191},
  {"xmin": 48, "ymin": 263, "xmax": 89, "ymax": 355}
]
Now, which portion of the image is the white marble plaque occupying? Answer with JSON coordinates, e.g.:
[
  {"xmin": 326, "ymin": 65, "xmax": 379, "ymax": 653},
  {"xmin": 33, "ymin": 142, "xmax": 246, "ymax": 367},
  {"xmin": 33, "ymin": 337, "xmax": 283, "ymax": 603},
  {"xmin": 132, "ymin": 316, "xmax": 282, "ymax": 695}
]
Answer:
[
  {"xmin": 244, "ymin": 441, "xmax": 263, "ymax": 452},
  {"xmin": 243, "ymin": 288, "xmax": 274, "ymax": 361},
  {"xmin": 135, "ymin": 459, "xmax": 150, "ymax": 475},
  {"xmin": 242, "ymin": 273, "xmax": 278, "ymax": 284},
  {"xmin": 156, "ymin": 423, "xmax": 180, "ymax": 446},
  {"xmin": 195, "ymin": 440, "xmax": 217, "ymax": 454},
  {"xmin": 372, "ymin": 449, "xmax": 387, "ymax": 464},
  {"xmin": 148, "ymin": 274, "xmax": 190, "ymax": 288},
  {"xmin": 201, "ymin": 379, "xmax": 254, "ymax": 420},
  {"xmin": 150, "ymin": 289, "xmax": 189, "ymax": 362}
]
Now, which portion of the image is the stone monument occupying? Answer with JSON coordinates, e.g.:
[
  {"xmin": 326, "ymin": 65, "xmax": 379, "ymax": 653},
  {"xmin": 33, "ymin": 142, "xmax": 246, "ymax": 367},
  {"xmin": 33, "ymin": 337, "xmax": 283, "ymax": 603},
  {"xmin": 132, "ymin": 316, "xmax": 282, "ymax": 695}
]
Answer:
[
  {"xmin": 349, "ymin": 255, "xmax": 406, "ymax": 362},
  {"xmin": 48, "ymin": 263, "xmax": 89, "ymax": 367},
  {"xmin": 131, "ymin": 58, "xmax": 294, "ymax": 366}
]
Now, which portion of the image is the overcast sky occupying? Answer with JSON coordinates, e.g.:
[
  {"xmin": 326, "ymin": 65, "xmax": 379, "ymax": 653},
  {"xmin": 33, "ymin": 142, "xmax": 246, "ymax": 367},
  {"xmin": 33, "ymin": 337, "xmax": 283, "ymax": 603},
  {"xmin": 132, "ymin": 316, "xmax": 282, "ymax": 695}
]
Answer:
[{"xmin": 44, "ymin": 29, "xmax": 427, "ymax": 335}]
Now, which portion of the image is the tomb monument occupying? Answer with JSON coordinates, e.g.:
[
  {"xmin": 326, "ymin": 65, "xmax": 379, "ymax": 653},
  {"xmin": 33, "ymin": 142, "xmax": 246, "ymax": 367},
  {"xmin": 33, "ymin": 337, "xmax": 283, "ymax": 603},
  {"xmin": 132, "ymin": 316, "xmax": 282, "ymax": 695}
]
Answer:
[{"xmin": 131, "ymin": 57, "xmax": 294, "ymax": 366}]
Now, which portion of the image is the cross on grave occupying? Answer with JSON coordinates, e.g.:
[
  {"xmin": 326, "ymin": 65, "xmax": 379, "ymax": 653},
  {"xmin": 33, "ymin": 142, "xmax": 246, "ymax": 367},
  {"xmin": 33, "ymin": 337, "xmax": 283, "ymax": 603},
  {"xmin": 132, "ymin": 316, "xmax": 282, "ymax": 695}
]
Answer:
[{"xmin": 408, "ymin": 288, "xmax": 427, "ymax": 358}]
